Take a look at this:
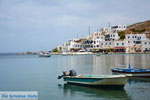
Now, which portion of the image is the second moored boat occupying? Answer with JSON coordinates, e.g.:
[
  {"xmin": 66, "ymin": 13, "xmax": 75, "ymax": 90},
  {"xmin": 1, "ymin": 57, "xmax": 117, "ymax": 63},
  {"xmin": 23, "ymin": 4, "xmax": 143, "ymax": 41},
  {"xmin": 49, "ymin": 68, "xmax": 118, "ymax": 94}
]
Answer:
[{"xmin": 112, "ymin": 64, "xmax": 150, "ymax": 78}]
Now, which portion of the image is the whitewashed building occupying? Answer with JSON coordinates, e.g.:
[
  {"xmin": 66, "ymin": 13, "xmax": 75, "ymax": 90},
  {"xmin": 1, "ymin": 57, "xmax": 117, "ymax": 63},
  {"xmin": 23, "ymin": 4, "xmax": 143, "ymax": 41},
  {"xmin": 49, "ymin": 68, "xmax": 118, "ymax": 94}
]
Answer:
[
  {"xmin": 142, "ymin": 39, "xmax": 150, "ymax": 52},
  {"xmin": 114, "ymin": 40, "xmax": 126, "ymax": 52},
  {"xmin": 57, "ymin": 24, "xmax": 150, "ymax": 53},
  {"xmin": 111, "ymin": 25, "xmax": 127, "ymax": 32},
  {"xmin": 91, "ymin": 32, "xmax": 103, "ymax": 38},
  {"xmin": 61, "ymin": 42, "xmax": 71, "ymax": 52},
  {"xmin": 105, "ymin": 32, "xmax": 120, "ymax": 41},
  {"xmin": 125, "ymin": 34, "xmax": 146, "ymax": 53},
  {"xmin": 100, "ymin": 27, "xmax": 109, "ymax": 33}
]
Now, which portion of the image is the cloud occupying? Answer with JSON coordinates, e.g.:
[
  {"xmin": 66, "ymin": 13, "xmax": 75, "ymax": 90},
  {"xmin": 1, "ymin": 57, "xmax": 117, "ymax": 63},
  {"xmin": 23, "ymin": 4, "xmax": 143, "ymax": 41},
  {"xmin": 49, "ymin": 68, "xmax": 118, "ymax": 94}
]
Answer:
[
  {"xmin": 1, "ymin": 0, "xmax": 148, "ymax": 30},
  {"xmin": 0, "ymin": 0, "xmax": 150, "ymax": 52}
]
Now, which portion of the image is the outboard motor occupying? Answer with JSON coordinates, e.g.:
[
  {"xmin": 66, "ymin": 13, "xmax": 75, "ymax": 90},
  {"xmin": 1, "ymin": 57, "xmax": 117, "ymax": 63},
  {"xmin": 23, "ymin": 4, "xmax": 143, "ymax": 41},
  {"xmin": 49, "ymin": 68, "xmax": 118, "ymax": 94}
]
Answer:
[
  {"xmin": 69, "ymin": 69, "xmax": 77, "ymax": 76},
  {"xmin": 58, "ymin": 71, "xmax": 67, "ymax": 79},
  {"xmin": 58, "ymin": 69, "xmax": 77, "ymax": 79}
]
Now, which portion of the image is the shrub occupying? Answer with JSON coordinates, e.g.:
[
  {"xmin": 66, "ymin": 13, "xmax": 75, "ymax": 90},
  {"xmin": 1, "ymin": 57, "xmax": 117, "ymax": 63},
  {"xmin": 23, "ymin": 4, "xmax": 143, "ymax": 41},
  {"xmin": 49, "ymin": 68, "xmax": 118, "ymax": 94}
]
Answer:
[
  {"xmin": 52, "ymin": 48, "xmax": 58, "ymax": 52},
  {"xmin": 118, "ymin": 31, "xmax": 125, "ymax": 39}
]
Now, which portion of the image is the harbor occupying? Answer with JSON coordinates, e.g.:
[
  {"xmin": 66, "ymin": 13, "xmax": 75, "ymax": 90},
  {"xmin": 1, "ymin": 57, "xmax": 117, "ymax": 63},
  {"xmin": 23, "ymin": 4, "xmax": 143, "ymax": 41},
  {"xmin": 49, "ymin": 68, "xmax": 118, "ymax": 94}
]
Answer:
[
  {"xmin": 1, "ymin": 0, "xmax": 150, "ymax": 100},
  {"xmin": 0, "ymin": 53, "xmax": 150, "ymax": 100}
]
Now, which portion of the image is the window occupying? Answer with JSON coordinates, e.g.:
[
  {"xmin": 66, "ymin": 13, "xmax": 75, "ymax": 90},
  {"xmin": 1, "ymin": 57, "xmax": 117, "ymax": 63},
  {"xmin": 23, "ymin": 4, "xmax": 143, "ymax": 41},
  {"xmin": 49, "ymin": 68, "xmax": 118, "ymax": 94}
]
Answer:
[
  {"xmin": 113, "ymin": 35, "xmax": 115, "ymax": 37},
  {"xmin": 94, "ymin": 41, "xmax": 96, "ymax": 44},
  {"xmin": 132, "ymin": 36, "xmax": 134, "ymax": 38},
  {"xmin": 133, "ymin": 41, "xmax": 135, "ymax": 43},
  {"xmin": 101, "ymin": 43, "xmax": 103, "ymax": 45},
  {"xmin": 128, "ymin": 36, "xmax": 130, "ymax": 38},
  {"xmin": 116, "ymin": 43, "xmax": 119, "ymax": 46},
  {"xmin": 145, "ymin": 42, "xmax": 147, "ymax": 45},
  {"xmin": 136, "ymin": 41, "xmax": 141, "ymax": 44},
  {"xmin": 135, "ymin": 36, "xmax": 137, "ymax": 38},
  {"xmin": 109, "ymin": 43, "xmax": 111, "ymax": 45},
  {"xmin": 149, "ymin": 42, "xmax": 150, "ymax": 44},
  {"xmin": 86, "ymin": 41, "xmax": 89, "ymax": 44},
  {"xmin": 137, "ymin": 37, "xmax": 140, "ymax": 40},
  {"xmin": 122, "ymin": 43, "xmax": 124, "ymax": 45},
  {"xmin": 97, "ymin": 45, "xmax": 99, "ymax": 47},
  {"xmin": 112, "ymin": 26, "xmax": 118, "ymax": 28},
  {"xmin": 106, "ymin": 43, "xmax": 107, "ymax": 45},
  {"xmin": 145, "ymin": 48, "xmax": 148, "ymax": 51}
]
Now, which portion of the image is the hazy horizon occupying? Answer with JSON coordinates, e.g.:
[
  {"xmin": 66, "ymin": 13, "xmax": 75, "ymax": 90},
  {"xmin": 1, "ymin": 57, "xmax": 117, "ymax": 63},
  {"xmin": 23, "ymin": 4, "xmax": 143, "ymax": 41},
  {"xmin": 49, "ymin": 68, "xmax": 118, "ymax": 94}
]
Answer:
[{"xmin": 0, "ymin": 0, "xmax": 150, "ymax": 53}]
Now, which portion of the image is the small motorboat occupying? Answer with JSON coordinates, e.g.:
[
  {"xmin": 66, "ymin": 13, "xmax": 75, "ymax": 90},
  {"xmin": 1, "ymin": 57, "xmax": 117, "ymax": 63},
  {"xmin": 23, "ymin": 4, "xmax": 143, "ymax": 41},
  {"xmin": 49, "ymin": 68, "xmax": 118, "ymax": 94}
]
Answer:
[
  {"xmin": 63, "ymin": 75, "xmax": 128, "ymax": 88},
  {"xmin": 39, "ymin": 50, "xmax": 51, "ymax": 57},
  {"xmin": 58, "ymin": 70, "xmax": 129, "ymax": 88},
  {"xmin": 112, "ymin": 64, "xmax": 150, "ymax": 78},
  {"xmin": 39, "ymin": 53, "xmax": 51, "ymax": 57}
]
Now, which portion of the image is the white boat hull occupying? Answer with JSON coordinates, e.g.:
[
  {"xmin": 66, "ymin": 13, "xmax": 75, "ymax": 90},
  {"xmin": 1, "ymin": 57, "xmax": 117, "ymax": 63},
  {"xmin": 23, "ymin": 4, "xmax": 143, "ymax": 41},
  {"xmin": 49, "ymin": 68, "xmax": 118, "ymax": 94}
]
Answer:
[
  {"xmin": 112, "ymin": 71, "xmax": 150, "ymax": 77},
  {"xmin": 64, "ymin": 75, "xmax": 129, "ymax": 88}
]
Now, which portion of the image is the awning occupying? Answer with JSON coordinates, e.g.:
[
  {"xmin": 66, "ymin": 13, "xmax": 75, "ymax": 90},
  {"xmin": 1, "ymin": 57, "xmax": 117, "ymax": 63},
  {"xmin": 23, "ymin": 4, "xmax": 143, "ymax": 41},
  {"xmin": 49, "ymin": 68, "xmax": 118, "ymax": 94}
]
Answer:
[{"xmin": 114, "ymin": 47, "xmax": 126, "ymax": 49}]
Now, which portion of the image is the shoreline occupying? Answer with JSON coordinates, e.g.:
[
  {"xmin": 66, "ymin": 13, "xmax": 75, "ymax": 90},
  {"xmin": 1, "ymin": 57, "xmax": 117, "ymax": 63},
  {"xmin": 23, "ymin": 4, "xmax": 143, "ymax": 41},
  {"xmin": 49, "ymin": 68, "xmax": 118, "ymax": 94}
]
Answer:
[{"xmin": 50, "ymin": 52, "xmax": 150, "ymax": 55}]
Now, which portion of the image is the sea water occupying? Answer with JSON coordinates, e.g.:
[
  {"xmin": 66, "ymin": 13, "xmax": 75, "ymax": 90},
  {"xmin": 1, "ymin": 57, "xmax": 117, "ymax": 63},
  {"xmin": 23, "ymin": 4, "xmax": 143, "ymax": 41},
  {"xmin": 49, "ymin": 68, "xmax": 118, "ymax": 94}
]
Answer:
[{"xmin": 0, "ymin": 53, "xmax": 150, "ymax": 100}]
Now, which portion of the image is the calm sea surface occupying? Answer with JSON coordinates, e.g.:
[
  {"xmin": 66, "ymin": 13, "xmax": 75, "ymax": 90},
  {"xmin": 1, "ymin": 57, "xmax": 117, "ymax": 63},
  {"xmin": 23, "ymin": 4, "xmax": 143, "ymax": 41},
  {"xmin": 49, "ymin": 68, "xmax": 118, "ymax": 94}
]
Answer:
[{"xmin": 0, "ymin": 53, "xmax": 150, "ymax": 100}]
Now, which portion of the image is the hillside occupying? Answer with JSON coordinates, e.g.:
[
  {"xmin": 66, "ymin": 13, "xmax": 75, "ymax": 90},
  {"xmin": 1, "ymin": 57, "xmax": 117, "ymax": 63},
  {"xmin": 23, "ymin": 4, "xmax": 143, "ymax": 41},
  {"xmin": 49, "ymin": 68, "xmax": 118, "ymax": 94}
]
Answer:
[{"xmin": 125, "ymin": 20, "xmax": 150, "ymax": 38}]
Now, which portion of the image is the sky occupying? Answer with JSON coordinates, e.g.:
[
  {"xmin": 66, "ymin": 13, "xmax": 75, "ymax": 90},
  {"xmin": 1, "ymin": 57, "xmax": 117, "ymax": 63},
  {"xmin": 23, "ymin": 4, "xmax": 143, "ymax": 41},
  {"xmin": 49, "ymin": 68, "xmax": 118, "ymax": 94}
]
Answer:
[{"xmin": 0, "ymin": 0, "xmax": 150, "ymax": 53}]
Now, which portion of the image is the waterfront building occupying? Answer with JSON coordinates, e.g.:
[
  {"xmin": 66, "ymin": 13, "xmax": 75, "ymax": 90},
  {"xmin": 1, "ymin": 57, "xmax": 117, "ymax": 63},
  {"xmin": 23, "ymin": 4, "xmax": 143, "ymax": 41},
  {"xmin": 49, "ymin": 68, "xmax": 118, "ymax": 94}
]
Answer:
[
  {"xmin": 142, "ymin": 39, "xmax": 150, "ymax": 52},
  {"xmin": 61, "ymin": 42, "xmax": 71, "ymax": 53},
  {"xmin": 114, "ymin": 40, "xmax": 126, "ymax": 52},
  {"xmin": 59, "ymin": 38, "xmax": 84, "ymax": 53},
  {"xmin": 69, "ymin": 39, "xmax": 83, "ymax": 52},
  {"xmin": 100, "ymin": 41, "xmax": 114, "ymax": 49},
  {"xmin": 125, "ymin": 34, "xmax": 146, "ymax": 53},
  {"xmin": 82, "ymin": 38, "xmax": 94, "ymax": 51},
  {"xmin": 57, "ymin": 24, "xmax": 150, "ymax": 54}
]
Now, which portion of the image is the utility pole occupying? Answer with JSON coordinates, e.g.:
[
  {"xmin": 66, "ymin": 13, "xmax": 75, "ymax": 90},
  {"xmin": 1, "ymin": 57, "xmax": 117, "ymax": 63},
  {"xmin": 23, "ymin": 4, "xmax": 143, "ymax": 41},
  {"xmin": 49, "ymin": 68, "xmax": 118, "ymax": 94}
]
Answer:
[
  {"xmin": 108, "ymin": 22, "xmax": 111, "ymax": 33},
  {"xmin": 88, "ymin": 26, "xmax": 91, "ymax": 36},
  {"xmin": 108, "ymin": 22, "xmax": 111, "ymax": 27}
]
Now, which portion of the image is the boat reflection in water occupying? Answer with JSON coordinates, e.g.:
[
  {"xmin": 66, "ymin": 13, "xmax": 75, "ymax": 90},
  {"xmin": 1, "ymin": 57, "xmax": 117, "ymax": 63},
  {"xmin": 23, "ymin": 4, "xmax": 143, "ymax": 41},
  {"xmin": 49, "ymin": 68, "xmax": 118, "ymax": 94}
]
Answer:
[
  {"xmin": 128, "ymin": 77, "xmax": 150, "ymax": 84},
  {"xmin": 58, "ymin": 84, "xmax": 130, "ymax": 100}
]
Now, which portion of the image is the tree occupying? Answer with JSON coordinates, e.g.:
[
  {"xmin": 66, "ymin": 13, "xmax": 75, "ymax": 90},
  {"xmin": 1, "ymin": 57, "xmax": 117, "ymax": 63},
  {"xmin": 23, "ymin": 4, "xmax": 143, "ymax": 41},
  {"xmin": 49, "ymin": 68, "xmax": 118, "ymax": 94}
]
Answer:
[
  {"xmin": 118, "ymin": 31, "xmax": 125, "ymax": 39},
  {"xmin": 52, "ymin": 48, "xmax": 58, "ymax": 52}
]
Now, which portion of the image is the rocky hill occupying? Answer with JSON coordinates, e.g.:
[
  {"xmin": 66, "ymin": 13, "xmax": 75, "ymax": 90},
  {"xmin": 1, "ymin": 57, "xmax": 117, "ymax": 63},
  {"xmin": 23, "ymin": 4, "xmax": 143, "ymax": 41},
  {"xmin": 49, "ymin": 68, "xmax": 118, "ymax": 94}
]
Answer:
[{"xmin": 125, "ymin": 20, "xmax": 150, "ymax": 38}]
